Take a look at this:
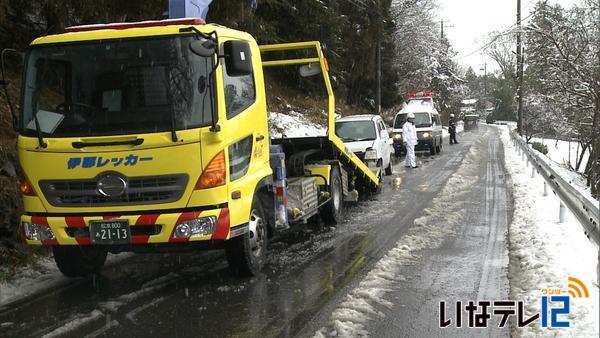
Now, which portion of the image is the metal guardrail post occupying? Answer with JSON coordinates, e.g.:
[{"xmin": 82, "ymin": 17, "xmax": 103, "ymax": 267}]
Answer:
[{"xmin": 559, "ymin": 202, "xmax": 567, "ymax": 223}]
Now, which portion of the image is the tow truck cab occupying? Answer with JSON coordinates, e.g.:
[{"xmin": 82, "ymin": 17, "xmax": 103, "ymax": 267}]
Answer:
[{"xmin": 12, "ymin": 18, "xmax": 381, "ymax": 277}]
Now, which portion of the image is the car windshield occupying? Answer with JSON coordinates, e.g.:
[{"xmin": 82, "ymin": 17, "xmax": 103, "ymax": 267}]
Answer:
[
  {"xmin": 335, "ymin": 120, "xmax": 376, "ymax": 142},
  {"xmin": 393, "ymin": 112, "xmax": 431, "ymax": 128},
  {"xmin": 21, "ymin": 36, "xmax": 214, "ymax": 137}
]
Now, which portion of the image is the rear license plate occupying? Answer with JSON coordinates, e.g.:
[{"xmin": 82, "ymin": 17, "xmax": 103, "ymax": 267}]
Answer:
[{"xmin": 90, "ymin": 219, "xmax": 131, "ymax": 245}]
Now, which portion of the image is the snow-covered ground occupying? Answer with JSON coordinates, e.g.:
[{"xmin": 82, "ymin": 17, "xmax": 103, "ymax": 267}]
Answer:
[
  {"xmin": 528, "ymin": 136, "xmax": 595, "ymax": 207},
  {"xmin": 531, "ymin": 137, "xmax": 590, "ymax": 174},
  {"xmin": 499, "ymin": 126, "xmax": 599, "ymax": 337},
  {"xmin": 0, "ymin": 253, "xmax": 131, "ymax": 306},
  {"xmin": 268, "ymin": 110, "xmax": 327, "ymax": 138}
]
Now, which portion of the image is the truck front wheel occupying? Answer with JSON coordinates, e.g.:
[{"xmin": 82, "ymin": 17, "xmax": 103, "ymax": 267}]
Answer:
[
  {"xmin": 225, "ymin": 200, "xmax": 268, "ymax": 277},
  {"xmin": 52, "ymin": 246, "xmax": 107, "ymax": 277},
  {"xmin": 321, "ymin": 166, "xmax": 343, "ymax": 225}
]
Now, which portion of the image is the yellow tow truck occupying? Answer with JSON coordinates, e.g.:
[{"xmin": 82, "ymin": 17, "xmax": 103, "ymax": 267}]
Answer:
[{"xmin": 1, "ymin": 17, "xmax": 380, "ymax": 277}]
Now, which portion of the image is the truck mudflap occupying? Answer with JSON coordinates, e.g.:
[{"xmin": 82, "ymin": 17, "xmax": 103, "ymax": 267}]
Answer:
[
  {"xmin": 259, "ymin": 41, "xmax": 381, "ymax": 189},
  {"xmin": 19, "ymin": 208, "xmax": 239, "ymax": 246}
]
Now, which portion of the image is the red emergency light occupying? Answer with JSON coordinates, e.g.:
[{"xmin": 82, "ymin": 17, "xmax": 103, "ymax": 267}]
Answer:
[
  {"xmin": 64, "ymin": 18, "xmax": 205, "ymax": 33},
  {"xmin": 406, "ymin": 92, "xmax": 433, "ymax": 99}
]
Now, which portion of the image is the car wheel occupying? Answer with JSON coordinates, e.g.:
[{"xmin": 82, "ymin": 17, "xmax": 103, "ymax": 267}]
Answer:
[
  {"xmin": 429, "ymin": 141, "xmax": 436, "ymax": 155},
  {"xmin": 225, "ymin": 199, "xmax": 268, "ymax": 277}
]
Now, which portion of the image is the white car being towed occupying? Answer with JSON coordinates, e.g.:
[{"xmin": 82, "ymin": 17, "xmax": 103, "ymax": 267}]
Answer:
[{"xmin": 335, "ymin": 114, "xmax": 393, "ymax": 176}]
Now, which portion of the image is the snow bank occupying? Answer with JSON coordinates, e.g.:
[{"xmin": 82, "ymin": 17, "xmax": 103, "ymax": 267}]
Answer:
[
  {"xmin": 314, "ymin": 136, "xmax": 482, "ymax": 337},
  {"xmin": 269, "ymin": 110, "xmax": 326, "ymax": 138},
  {"xmin": 499, "ymin": 126, "xmax": 599, "ymax": 337}
]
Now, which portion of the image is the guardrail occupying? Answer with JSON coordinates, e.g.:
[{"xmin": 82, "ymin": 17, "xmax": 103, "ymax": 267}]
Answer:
[{"xmin": 509, "ymin": 130, "xmax": 600, "ymax": 281}]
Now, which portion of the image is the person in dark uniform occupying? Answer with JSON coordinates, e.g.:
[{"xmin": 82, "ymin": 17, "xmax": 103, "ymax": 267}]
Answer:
[{"xmin": 449, "ymin": 113, "xmax": 459, "ymax": 145}]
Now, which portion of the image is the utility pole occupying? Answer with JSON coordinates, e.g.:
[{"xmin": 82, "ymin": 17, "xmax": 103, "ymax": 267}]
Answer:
[
  {"xmin": 375, "ymin": 0, "xmax": 381, "ymax": 115},
  {"xmin": 516, "ymin": 0, "xmax": 523, "ymax": 135},
  {"xmin": 483, "ymin": 61, "xmax": 487, "ymax": 98},
  {"xmin": 376, "ymin": 37, "xmax": 381, "ymax": 114},
  {"xmin": 441, "ymin": 19, "xmax": 444, "ymax": 39}
]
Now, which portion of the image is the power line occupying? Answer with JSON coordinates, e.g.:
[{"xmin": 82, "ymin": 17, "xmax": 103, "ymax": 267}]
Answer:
[{"xmin": 453, "ymin": 9, "xmax": 537, "ymax": 61}]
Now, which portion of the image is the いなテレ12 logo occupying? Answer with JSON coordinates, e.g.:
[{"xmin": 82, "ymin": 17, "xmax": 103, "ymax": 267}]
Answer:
[{"xmin": 540, "ymin": 276, "xmax": 589, "ymax": 328}]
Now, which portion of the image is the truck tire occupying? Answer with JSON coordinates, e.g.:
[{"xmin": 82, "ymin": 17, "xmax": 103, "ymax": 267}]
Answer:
[
  {"xmin": 321, "ymin": 166, "xmax": 343, "ymax": 225},
  {"xmin": 52, "ymin": 246, "xmax": 107, "ymax": 277},
  {"xmin": 225, "ymin": 199, "xmax": 268, "ymax": 277},
  {"xmin": 436, "ymin": 137, "xmax": 442, "ymax": 153},
  {"xmin": 430, "ymin": 140, "xmax": 436, "ymax": 155}
]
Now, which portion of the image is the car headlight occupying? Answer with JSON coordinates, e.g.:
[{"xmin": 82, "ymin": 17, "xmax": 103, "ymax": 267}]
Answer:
[
  {"xmin": 22, "ymin": 221, "xmax": 55, "ymax": 241},
  {"xmin": 422, "ymin": 132, "xmax": 431, "ymax": 139},
  {"xmin": 364, "ymin": 149, "xmax": 378, "ymax": 160},
  {"xmin": 172, "ymin": 216, "xmax": 217, "ymax": 238},
  {"xmin": 393, "ymin": 133, "xmax": 403, "ymax": 141}
]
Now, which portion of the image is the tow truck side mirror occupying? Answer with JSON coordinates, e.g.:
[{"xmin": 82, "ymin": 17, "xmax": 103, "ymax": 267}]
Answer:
[
  {"xmin": 223, "ymin": 40, "xmax": 252, "ymax": 77},
  {"xmin": 189, "ymin": 38, "xmax": 216, "ymax": 57},
  {"xmin": 299, "ymin": 62, "xmax": 321, "ymax": 77}
]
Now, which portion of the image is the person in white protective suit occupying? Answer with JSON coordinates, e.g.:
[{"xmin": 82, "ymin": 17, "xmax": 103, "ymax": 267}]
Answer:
[{"xmin": 402, "ymin": 112, "xmax": 418, "ymax": 168}]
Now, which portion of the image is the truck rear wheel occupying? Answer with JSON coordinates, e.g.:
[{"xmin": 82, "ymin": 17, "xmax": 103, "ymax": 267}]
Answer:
[
  {"xmin": 321, "ymin": 166, "xmax": 343, "ymax": 225},
  {"xmin": 52, "ymin": 246, "xmax": 107, "ymax": 277},
  {"xmin": 225, "ymin": 200, "xmax": 268, "ymax": 277}
]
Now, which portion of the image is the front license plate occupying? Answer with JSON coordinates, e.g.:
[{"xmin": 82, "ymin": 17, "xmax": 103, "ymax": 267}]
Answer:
[{"xmin": 90, "ymin": 219, "xmax": 131, "ymax": 245}]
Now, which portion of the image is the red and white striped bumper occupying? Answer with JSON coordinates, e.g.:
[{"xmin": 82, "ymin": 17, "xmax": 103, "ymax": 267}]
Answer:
[{"xmin": 20, "ymin": 208, "xmax": 232, "ymax": 246}]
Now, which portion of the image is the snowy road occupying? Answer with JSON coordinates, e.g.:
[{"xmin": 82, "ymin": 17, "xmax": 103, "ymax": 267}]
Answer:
[{"xmin": 0, "ymin": 126, "xmax": 511, "ymax": 337}]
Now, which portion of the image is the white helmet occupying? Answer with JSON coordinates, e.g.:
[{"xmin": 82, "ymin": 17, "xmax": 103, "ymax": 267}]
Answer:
[
  {"xmin": 407, "ymin": 112, "xmax": 415, "ymax": 119},
  {"xmin": 450, "ymin": 113, "xmax": 455, "ymax": 118}
]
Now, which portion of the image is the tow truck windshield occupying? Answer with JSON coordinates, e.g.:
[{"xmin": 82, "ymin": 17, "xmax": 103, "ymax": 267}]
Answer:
[{"xmin": 21, "ymin": 36, "xmax": 214, "ymax": 137}]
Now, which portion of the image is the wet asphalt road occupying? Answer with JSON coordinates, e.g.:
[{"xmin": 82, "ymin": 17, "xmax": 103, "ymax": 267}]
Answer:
[{"xmin": 0, "ymin": 126, "xmax": 510, "ymax": 337}]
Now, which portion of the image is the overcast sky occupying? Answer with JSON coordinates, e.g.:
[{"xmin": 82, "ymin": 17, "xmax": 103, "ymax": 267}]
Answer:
[{"xmin": 437, "ymin": 0, "xmax": 579, "ymax": 74}]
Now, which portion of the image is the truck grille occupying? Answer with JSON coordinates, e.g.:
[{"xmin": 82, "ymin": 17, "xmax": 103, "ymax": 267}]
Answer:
[{"xmin": 40, "ymin": 174, "xmax": 189, "ymax": 207}]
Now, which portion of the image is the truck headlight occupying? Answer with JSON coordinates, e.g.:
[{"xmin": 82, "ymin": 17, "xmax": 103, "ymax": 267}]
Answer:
[
  {"xmin": 172, "ymin": 216, "xmax": 217, "ymax": 238},
  {"xmin": 422, "ymin": 132, "xmax": 431, "ymax": 139},
  {"xmin": 364, "ymin": 149, "xmax": 378, "ymax": 160},
  {"xmin": 22, "ymin": 222, "xmax": 55, "ymax": 241},
  {"xmin": 393, "ymin": 133, "xmax": 402, "ymax": 141}
]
